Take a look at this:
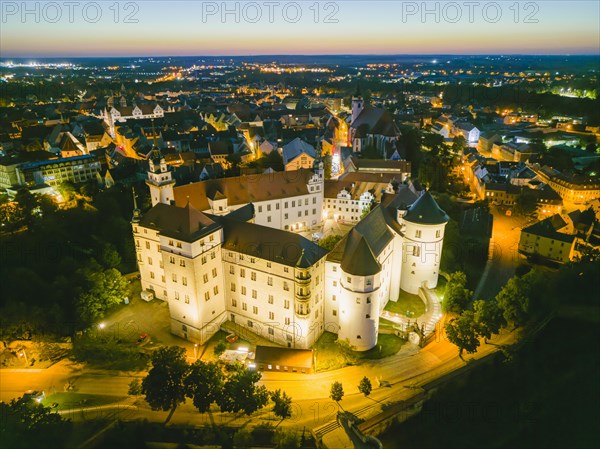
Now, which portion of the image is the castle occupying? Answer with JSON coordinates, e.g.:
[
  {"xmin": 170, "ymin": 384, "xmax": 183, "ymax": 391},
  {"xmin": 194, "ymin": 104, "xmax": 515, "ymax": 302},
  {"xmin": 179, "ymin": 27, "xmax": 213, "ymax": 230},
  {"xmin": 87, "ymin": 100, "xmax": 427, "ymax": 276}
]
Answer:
[{"xmin": 132, "ymin": 148, "xmax": 448, "ymax": 351}]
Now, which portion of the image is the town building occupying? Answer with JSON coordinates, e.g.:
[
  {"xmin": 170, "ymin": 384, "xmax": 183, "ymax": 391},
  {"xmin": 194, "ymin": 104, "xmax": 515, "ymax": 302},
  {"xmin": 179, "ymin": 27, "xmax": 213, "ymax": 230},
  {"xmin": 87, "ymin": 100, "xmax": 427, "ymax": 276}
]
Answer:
[{"xmin": 519, "ymin": 215, "xmax": 576, "ymax": 263}]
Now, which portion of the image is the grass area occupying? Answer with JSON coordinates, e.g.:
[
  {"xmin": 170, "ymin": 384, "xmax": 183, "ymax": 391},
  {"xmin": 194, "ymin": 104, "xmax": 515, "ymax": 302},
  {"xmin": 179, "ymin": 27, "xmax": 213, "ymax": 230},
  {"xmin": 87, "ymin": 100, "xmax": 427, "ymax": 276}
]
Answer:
[
  {"xmin": 71, "ymin": 334, "xmax": 149, "ymax": 371},
  {"xmin": 42, "ymin": 393, "xmax": 127, "ymax": 412},
  {"xmin": 201, "ymin": 330, "xmax": 253, "ymax": 361},
  {"xmin": 314, "ymin": 332, "xmax": 405, "ymax": 371},
  {"xmin": 385, "ymin": 291, "xmax": 426, "ymax": 318}
]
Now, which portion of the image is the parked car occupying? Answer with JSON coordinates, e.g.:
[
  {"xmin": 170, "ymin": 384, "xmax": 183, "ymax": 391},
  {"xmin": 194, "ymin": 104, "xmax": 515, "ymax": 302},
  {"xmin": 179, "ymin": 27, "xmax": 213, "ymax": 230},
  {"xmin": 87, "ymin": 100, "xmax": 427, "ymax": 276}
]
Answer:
[{"xmin": 23, "ymin": 390, "xmax": 45, "ymax": 403}]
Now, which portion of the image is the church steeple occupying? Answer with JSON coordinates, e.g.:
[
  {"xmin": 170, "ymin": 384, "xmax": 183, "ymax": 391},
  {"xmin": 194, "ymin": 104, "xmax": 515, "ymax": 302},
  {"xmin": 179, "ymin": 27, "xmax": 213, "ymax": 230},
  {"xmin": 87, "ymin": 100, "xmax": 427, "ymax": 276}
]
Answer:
[{"xmin": 351, "ymin": 82, "xmax": 364, "ymax": 124}]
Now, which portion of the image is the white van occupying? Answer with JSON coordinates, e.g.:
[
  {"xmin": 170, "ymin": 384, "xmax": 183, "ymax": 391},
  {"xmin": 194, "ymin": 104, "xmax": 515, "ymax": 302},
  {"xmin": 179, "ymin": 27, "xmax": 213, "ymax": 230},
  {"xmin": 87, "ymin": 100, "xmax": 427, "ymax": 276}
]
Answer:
[{"xmin": 140, "ymin": 290, "xmax": 155, "ymax": 302}]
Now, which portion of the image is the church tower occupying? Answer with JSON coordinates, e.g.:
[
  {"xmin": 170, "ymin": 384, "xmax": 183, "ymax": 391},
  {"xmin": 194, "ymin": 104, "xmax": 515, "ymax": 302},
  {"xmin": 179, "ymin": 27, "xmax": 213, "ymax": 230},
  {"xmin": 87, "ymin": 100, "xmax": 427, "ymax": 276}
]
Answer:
[
  {"xmin": 146, "ymin": 126, "xmax": 175, "ymax": 206},
  {"xmin": 351, "ymin": 83, "xmax": 364, "ymax": 124}
]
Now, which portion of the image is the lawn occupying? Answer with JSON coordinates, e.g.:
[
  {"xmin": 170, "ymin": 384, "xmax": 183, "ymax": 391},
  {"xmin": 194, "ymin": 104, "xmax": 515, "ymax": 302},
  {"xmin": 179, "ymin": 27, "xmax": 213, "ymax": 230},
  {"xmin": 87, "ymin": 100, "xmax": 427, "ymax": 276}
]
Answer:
[
  {"xmin": 42, "ymin": 392, "xmax": 127, "ymax": 412},
  {"xmin": 313, "ymin": 332, "xmax": 405, "ymax": 371},
  {"xmin": 385, "ymin": 291, "xmax": 426, "ymax": 318}
]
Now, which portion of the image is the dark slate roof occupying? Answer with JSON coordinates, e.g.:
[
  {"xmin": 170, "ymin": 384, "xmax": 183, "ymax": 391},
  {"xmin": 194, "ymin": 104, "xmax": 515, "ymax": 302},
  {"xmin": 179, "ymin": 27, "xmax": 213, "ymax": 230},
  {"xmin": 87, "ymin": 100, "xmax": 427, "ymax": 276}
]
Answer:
[
  {"xmin": 403, "ymin": 192, "xmax": 449, "ymax": 225},
  {"xmin": 139, "ymin": 202, "xmax": 220, "ymax": 243},
  {"xmin": 522, "ymin": 215, "xmax": 574, "ymax": 243},
  {"xmin": 340, "ymin": 229, "xmax": 381, "ymax": 276},
  {"xmin": 221, "ymin": 203, "xmax": 255, "ymax": 223},
  {"xmin": 217, "ymin": 217, "xmax": 328, "ymax": 268}
]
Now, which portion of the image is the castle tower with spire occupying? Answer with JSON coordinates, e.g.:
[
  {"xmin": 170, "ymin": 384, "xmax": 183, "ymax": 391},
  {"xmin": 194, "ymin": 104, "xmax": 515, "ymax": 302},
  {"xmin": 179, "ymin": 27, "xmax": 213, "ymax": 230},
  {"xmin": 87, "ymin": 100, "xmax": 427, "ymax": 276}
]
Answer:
[{"xmin": 146, "ymin": 121, "xmax": 175, "ymax": 206}]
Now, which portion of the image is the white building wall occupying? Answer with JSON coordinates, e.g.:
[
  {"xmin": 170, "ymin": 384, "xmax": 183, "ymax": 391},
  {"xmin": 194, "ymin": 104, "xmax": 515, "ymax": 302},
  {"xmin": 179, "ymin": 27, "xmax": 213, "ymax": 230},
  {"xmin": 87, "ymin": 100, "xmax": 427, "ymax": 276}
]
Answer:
[
  {"xmin": 337, "ymin": 269, "xmax": 381, "ymax": 351},
  {"xmin": 400, "ymin": 221, "xmax": 446, "ymax": 294}
]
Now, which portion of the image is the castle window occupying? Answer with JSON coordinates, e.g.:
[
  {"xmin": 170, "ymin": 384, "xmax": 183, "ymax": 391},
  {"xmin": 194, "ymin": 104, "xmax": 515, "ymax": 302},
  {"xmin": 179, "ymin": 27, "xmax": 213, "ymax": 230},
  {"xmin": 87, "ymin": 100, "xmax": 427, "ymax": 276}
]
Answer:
[
  {"xmin": 182, "ymin": 277, "xmax": 187, "ymax": 286},
  {"xmin": 211, "ymin": 252, "xmax": 216, "ymax": 260},
  {"xmin": 203, "ymin": 274, "xmax": 209, "ymax": 283},
  {"xmin": 232, "ymin": 298, "xmax": 237, "ymax": 307},
  {"xmin": 253, "ymin": 306, "xmax": 258, "ymax": 314},
  {"xmin": 176, "ymin": 242, "xmax": 182, "ymax": 248},
  {"xmin": 204, "ymin": 291, "xmax": 210, "ymax": 301},
  {"xmin": 267, "ymin": 277, "xmax": 273, "ymax": 286},
  {"xmin": 267, "ymin": 262, "xmax": 271, "ymax": 268},
  {"xmin": 436, "ymin": 230, "xmax": 441, "ymax": 238},
  {"xmin": 180, "ymin": 260, "xmax": 185, "ymax": 267},
  {"xmin": 242, "ymin": 302, "xmax": 247, "ymax": 311},
  {"xmin": 332, "ymin": 294, "xmax": 336, "ymax": 301},
  {"xmin": 240, "ymin": 269, "xmax": 245, "ymax": 278},
  {"xmin": 214, "ymin": 286, "xmax": 219, "ymax": 295},
  {"xmin": 367, "ymin": 297, "xmax": 371, "ymax": 304},
  {"xmin": 146, "ymin": 241, "xmax": 150, "ymax": 249},
  {"xmin": 169, "ymin": 240, "xmax": 174, "ymax": 246},
  {"xmin": 347, "ymin": 277, "xmax": 351, "ymax": 283},
  {"xmin": 209, "ymin": 235, "xmax": 214, "ymax": 242},
  {"xmin": 150, "ymin": 272, "xmax": 155, "ymax": 279},
  {"xmin": 212, "ymin": 268, "xmax": 217, "ymax": 278},
  {"xmin": 415, "ymin": 230, "xmax": 422, "ymax": 238},
  {"xmin": 366, "ymin": 314, "xmax": 370, "ymax": 319},
  {"xmin": 285, "ymin": 317, "xmax": 291, "ymax": 325},
  {"xmin": 202, "ymin": 256, "xmax": 207, "ymax": 264},
  {"xmin": 356, "ymin": 335, "xmax": 361, "ymax": 339},
  {"xmin": 175, "ymin": 291, "xmax": 180, "ymax": 300},
  {"xmin": 413, "ymin": 246, "xmax": 421, "ymax": 257},
  {"xmin": 230, "ymin": 266, "xmax": 235, "ymax": 274},
  {"xmin": 185, "ymin": 295, "xmax": 190, "ymax": 304},
  {"xmin": 172, "ymin": 274, "xmax": 177, "ymax": 282},
  {"xmin": 251, "ymin": 272, "xmax": 256, "ymax": 281},
  {"xmin": 283, "ymin": 282, "xmax": 289, "ymax": 291},
  {"xmin": 252, "ymin": 290, "xmax": 257, "ymax": 299},
  {"xmin": 248, "ymin": 320, "xmax": 253, "ymax": 328},
  {"xmin": 268, "ymin": 327, "xmax": 274, "ymax": 335},
  {"xmin": 148, "ymin": 257, "xmax": 152, "ymax": 265},
  {"xmin": 333, "ymin": 266, "xmax": 337, "ymax": 272},
  {"xmin": 284, "ymin": 300, "xmax": 290, "ymax": 309},
  {"xmin": 241, "ymin": 286, "xmax": 247, "ymax": 295},
  {"xmin": 333, "ymin": 310, "xmax": 337, "ymax": 316},
  {"xmin": 356, "ymin": 298, "xmax": 361, "ymax": 304},
  {"xmin": 231, "ymin": 283, "xmax": 236, "ymax": 292}
]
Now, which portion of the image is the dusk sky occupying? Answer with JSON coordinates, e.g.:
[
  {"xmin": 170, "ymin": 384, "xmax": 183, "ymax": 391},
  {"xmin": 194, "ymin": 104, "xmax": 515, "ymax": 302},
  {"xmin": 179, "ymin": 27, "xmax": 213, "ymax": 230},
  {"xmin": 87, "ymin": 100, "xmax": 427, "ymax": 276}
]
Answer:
[{"xmin": 1, "ymin": 1, "xmax": 599, "ymax": 57}]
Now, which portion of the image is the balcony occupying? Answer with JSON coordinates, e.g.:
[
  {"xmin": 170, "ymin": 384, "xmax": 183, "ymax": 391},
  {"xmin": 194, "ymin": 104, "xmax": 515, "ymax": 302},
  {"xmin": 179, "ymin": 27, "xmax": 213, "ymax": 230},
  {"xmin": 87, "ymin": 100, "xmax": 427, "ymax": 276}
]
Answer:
[
  {"xmin": 295, "ymin": 290, "xmax": 311, "ymax": 300},
  {"xmin": 295, "ymin": 273, "xmax": 311, "ymax": 285}
]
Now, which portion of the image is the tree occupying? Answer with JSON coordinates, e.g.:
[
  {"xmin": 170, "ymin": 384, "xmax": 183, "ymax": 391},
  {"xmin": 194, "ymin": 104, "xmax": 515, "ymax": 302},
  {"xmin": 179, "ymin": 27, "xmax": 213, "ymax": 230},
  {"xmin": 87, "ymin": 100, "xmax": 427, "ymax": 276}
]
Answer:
[
  {"xmin": 322, "ymin": 153, "xmax": 332, "ymax": 180},
  {"xmin": 214, "ymin": 340, "xmax": 227, "ymax": 357},
  {"xmin": 271, "ymin": 389, "xmax": 293, "ymax": 420},
  {"xmin": 329, "ymin": 381, "xmax": 344, "ymax": 404},
  {"xmin": 495, "ymin": 275, "xmax": 531, "ymax": 327},
  {"xmin": 75, "ymin": 261, "xmax": 128, "ymax": 326},
  {"xmin": 142, "ymin": 346, "xmax": 189, "ymax": 424},
  {"xmin": 0, "ymin": 397, "xmax": 71, "ymax": 449},
  {"xmin": 99, "ymin": 243, "xmax": 122, "ymax": 269},
  {"xmin": 185, "ymin": 360, "xmax": 224, "ymax": 413},
  {"xmin": 273, "ymin": 428, "xmax": 301, "ymax": 449},
  {"xmin": 445, "ymin": 310, "xmax": 480, "ymax": 358},
  {"xmin": 128, "ymin": 379, "xmax": 142, "ymax": 396},
  {"xmin": 233, "ymin": 428, "xmax": 253, "ymax": 449},
  {"xmin": 217, "ymin": 365, "xmax": 269, "ymax": 415},
  {"xmin": 472, "ymin": 299, "xmax": 507, "ymax": 343},
  {"xmin": 514, "ymin": 189, "xmax": 538, "ymax": 216},
  {"xmin": 442, "ymin": 271, "xmax": 472, "ymax": 313},
  {"xmin": 451, "ymin": 135, "xmax": 468, "ymax": 155},
  {"xmin": 318, "ymin": 234, "xmax": 343, "ymax": 250},
  {"xmin": 358, "ymin": 376, "xmax": 372, "ymax": 397}
]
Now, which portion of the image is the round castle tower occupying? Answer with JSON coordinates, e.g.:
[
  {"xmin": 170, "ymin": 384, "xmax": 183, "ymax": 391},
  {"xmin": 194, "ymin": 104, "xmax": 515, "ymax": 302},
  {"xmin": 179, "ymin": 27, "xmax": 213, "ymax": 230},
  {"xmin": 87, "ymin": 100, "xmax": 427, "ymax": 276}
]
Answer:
[
  {"xmin": 399, "ymin": 191, "xmax": 449, "ymax": 295},
  {"xmin": 338, "ymin": 229, "xmax": 381, "ymax": 351}
]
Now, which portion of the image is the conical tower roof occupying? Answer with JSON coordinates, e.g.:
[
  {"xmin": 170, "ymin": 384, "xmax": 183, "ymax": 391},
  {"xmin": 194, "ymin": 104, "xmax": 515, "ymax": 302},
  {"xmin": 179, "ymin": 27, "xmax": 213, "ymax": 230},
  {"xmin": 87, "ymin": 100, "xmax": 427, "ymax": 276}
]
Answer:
[{"xmin": 403, "ymin": 191, "xmax": 449, "ymax": 225}]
